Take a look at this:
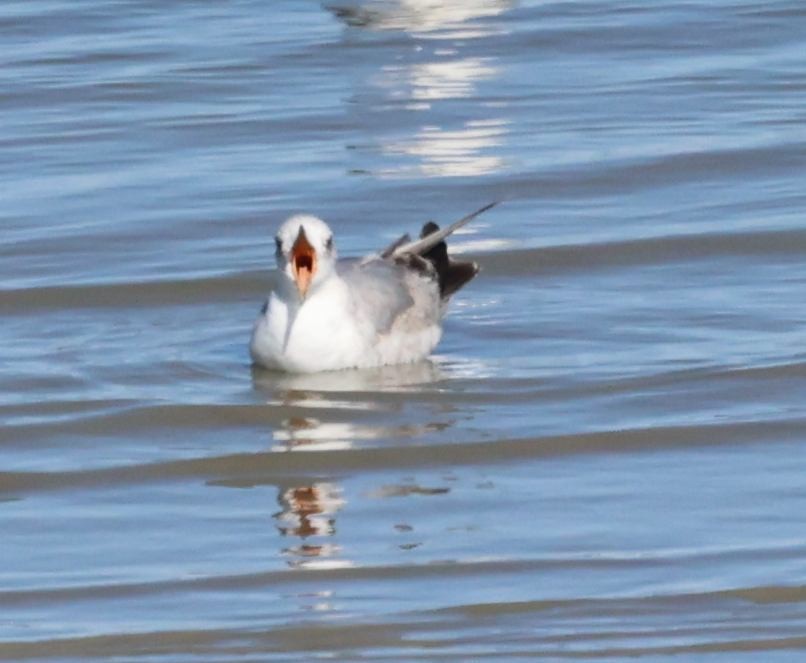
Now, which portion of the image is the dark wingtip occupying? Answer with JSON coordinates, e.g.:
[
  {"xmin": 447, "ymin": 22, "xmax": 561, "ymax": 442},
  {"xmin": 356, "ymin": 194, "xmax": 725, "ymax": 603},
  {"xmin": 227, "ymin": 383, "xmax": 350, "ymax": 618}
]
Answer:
[
  {"xmin": 418, "ymin": 220, "xmax": 478, "ymax": 299},
  {"xmin": 440, "ymin": 260, "xmax": 478, "ymax": 299},
  {"xmin": 421, "ymin": 221, "xmax": 440, "ymax": 238}
]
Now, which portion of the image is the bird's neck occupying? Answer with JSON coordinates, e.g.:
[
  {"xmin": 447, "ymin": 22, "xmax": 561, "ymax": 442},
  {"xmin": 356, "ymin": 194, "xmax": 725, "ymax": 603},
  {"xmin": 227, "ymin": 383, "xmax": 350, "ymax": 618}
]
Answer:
[{"xmin": 276, "ymin": 271, "xmax": 345, "ymax": 312}]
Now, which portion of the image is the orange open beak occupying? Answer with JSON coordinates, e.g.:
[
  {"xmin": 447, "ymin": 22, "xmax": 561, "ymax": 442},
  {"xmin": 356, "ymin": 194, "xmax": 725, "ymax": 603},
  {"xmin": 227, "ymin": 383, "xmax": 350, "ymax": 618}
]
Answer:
[{"xmin": 291, "ymin": 227, "xmax": 316, "ymax": 300}]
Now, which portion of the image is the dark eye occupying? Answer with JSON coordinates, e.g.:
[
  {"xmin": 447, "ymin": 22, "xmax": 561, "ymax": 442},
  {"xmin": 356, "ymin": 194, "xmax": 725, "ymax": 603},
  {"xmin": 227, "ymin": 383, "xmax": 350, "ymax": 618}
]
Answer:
[
  {"xmin": 325, "ymin": 236, "xmax": 334, "ymax": 251},
  {"xmin": 274, "ymin": 236, "xmax": 282, "ymax": 252}
]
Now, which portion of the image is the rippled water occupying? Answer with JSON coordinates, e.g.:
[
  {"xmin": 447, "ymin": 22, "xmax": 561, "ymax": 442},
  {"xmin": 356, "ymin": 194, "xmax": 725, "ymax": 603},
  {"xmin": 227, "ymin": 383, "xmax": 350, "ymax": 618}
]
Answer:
[{"xmin": 2, "ymin": 0, "xmax": 806, "ymax": 660}]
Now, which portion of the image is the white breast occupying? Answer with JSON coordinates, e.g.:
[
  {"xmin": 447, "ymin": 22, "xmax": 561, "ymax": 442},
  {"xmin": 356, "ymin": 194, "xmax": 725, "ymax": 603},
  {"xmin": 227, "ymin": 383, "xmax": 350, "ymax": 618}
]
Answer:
[
  {"xmin": 251, "ymin": 270, "xmax": 445, "ymax": 373},
  {"xmin": 251, "ymin": 277, "xmax": 366, "ymax": 372}
]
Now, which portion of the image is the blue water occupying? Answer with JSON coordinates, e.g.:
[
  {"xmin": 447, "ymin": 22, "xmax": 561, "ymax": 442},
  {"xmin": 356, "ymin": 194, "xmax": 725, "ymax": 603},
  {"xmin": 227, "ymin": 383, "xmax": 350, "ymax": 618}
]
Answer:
[{"xmin": 2, "ymin": 1, "xmax": 806, "ymax": 660}]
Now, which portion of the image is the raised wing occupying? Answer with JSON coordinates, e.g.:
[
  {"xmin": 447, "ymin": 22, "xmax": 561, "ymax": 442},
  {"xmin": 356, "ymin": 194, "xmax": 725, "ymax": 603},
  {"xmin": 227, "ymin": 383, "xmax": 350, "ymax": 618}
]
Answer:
[
  {"xmin": 341, "ymin": 202, "xmax": 499, "ymax": 333},
  {"xmin": 389, "ymin": 201, "xmax": 498, "ymax": 258}
]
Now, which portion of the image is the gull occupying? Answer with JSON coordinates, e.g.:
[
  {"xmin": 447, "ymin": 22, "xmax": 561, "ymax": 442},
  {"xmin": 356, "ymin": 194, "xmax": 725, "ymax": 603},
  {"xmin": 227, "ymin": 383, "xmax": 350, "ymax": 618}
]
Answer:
[{"xmin": 250, "ymin": 202, "xmax": 497, "ymax": 373}]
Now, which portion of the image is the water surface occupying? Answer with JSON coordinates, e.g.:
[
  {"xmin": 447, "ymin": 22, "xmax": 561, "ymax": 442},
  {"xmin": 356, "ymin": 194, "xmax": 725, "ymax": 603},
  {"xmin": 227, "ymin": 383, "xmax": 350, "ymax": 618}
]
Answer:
[{"xmin": 2, "ymin": 0, "xmax": 806, "ymax": 660}]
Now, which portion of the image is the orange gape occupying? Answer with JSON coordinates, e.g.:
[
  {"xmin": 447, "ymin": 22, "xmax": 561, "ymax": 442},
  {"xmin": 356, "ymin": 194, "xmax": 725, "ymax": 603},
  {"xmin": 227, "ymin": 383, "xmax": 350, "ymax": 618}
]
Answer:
[{"xmin": 291, "ymin": 229, "xmax": 317, "ymax": 299}]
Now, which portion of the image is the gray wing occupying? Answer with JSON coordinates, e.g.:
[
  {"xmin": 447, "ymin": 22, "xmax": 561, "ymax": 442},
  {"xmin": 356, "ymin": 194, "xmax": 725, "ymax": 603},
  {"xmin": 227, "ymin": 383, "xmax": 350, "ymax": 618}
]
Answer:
[
  {"xmin": 375, "ymin": 202, "xmax": 498, "ymax": 260},
  {"xmin": 379, "ymin": 233, "xmax": 411, "ymax": 259},
  {"xmin": 338, "ymin": 257, "xmax": 432, "ymax": 334},
  {"xmin": 339, "ymin": 203, "xmax": 498, "ymax": 334},
  {"xmin": 388, "ymin": 202, "xmax": 498, "ymax": 258}
]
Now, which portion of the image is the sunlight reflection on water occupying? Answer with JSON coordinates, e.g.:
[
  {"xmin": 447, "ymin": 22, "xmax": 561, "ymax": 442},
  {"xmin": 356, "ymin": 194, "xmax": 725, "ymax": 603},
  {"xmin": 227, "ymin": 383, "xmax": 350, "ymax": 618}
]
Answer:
[{"xmin": 334, "ymin": 0, "xmax": 512, "ymax": 178}]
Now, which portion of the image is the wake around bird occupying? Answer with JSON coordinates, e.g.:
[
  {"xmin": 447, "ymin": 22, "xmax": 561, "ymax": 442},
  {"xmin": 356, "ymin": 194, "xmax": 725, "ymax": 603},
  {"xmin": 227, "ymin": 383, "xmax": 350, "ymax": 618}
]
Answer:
[{"xmin": 250, "ymin": 202, "xmax": 498, "ymax": 373}]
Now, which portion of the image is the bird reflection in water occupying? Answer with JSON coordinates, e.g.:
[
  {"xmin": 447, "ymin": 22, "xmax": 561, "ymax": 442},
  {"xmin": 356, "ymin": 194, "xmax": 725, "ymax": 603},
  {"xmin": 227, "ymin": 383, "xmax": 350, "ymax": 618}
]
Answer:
[
  {"xmin": 270, "ymin": 415, "xmax": 350, "ymax": 569},
  {"xmin": 253, "ymin": 361, "xmax": 449, "ymax": 568},
  {"xmin": 275, "ymin": 480, "xmax": 347, "ymax": 568}
]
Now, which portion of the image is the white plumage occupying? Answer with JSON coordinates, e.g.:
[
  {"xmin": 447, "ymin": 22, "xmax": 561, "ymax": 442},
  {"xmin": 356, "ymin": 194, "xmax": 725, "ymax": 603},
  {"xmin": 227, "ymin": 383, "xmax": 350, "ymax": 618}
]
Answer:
[{"xmin": 250, "ymin": 204, "xmax": 496, "ymax": 373}]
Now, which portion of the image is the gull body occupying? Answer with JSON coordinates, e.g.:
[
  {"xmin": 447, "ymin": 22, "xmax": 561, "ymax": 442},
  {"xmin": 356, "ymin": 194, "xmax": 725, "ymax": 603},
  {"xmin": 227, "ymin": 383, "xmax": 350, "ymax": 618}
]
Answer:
[{"xmin": 250, "ymin": 204, "xmax": 496, "ymax": 373}]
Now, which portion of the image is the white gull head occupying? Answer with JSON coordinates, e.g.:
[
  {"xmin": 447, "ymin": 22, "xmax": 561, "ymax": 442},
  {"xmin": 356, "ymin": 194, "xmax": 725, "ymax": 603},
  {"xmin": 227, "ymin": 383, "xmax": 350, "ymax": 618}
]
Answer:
[{"xmin": 274, "ymin": 214, "xmax": 337, "ymax": 301}]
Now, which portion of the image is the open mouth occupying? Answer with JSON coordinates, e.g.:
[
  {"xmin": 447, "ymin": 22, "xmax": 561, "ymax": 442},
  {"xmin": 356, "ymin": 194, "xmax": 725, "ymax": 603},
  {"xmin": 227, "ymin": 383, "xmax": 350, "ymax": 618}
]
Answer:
[{"xmin": 291, "ymin": 230, "xmax": 317, "ymax": 299}]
